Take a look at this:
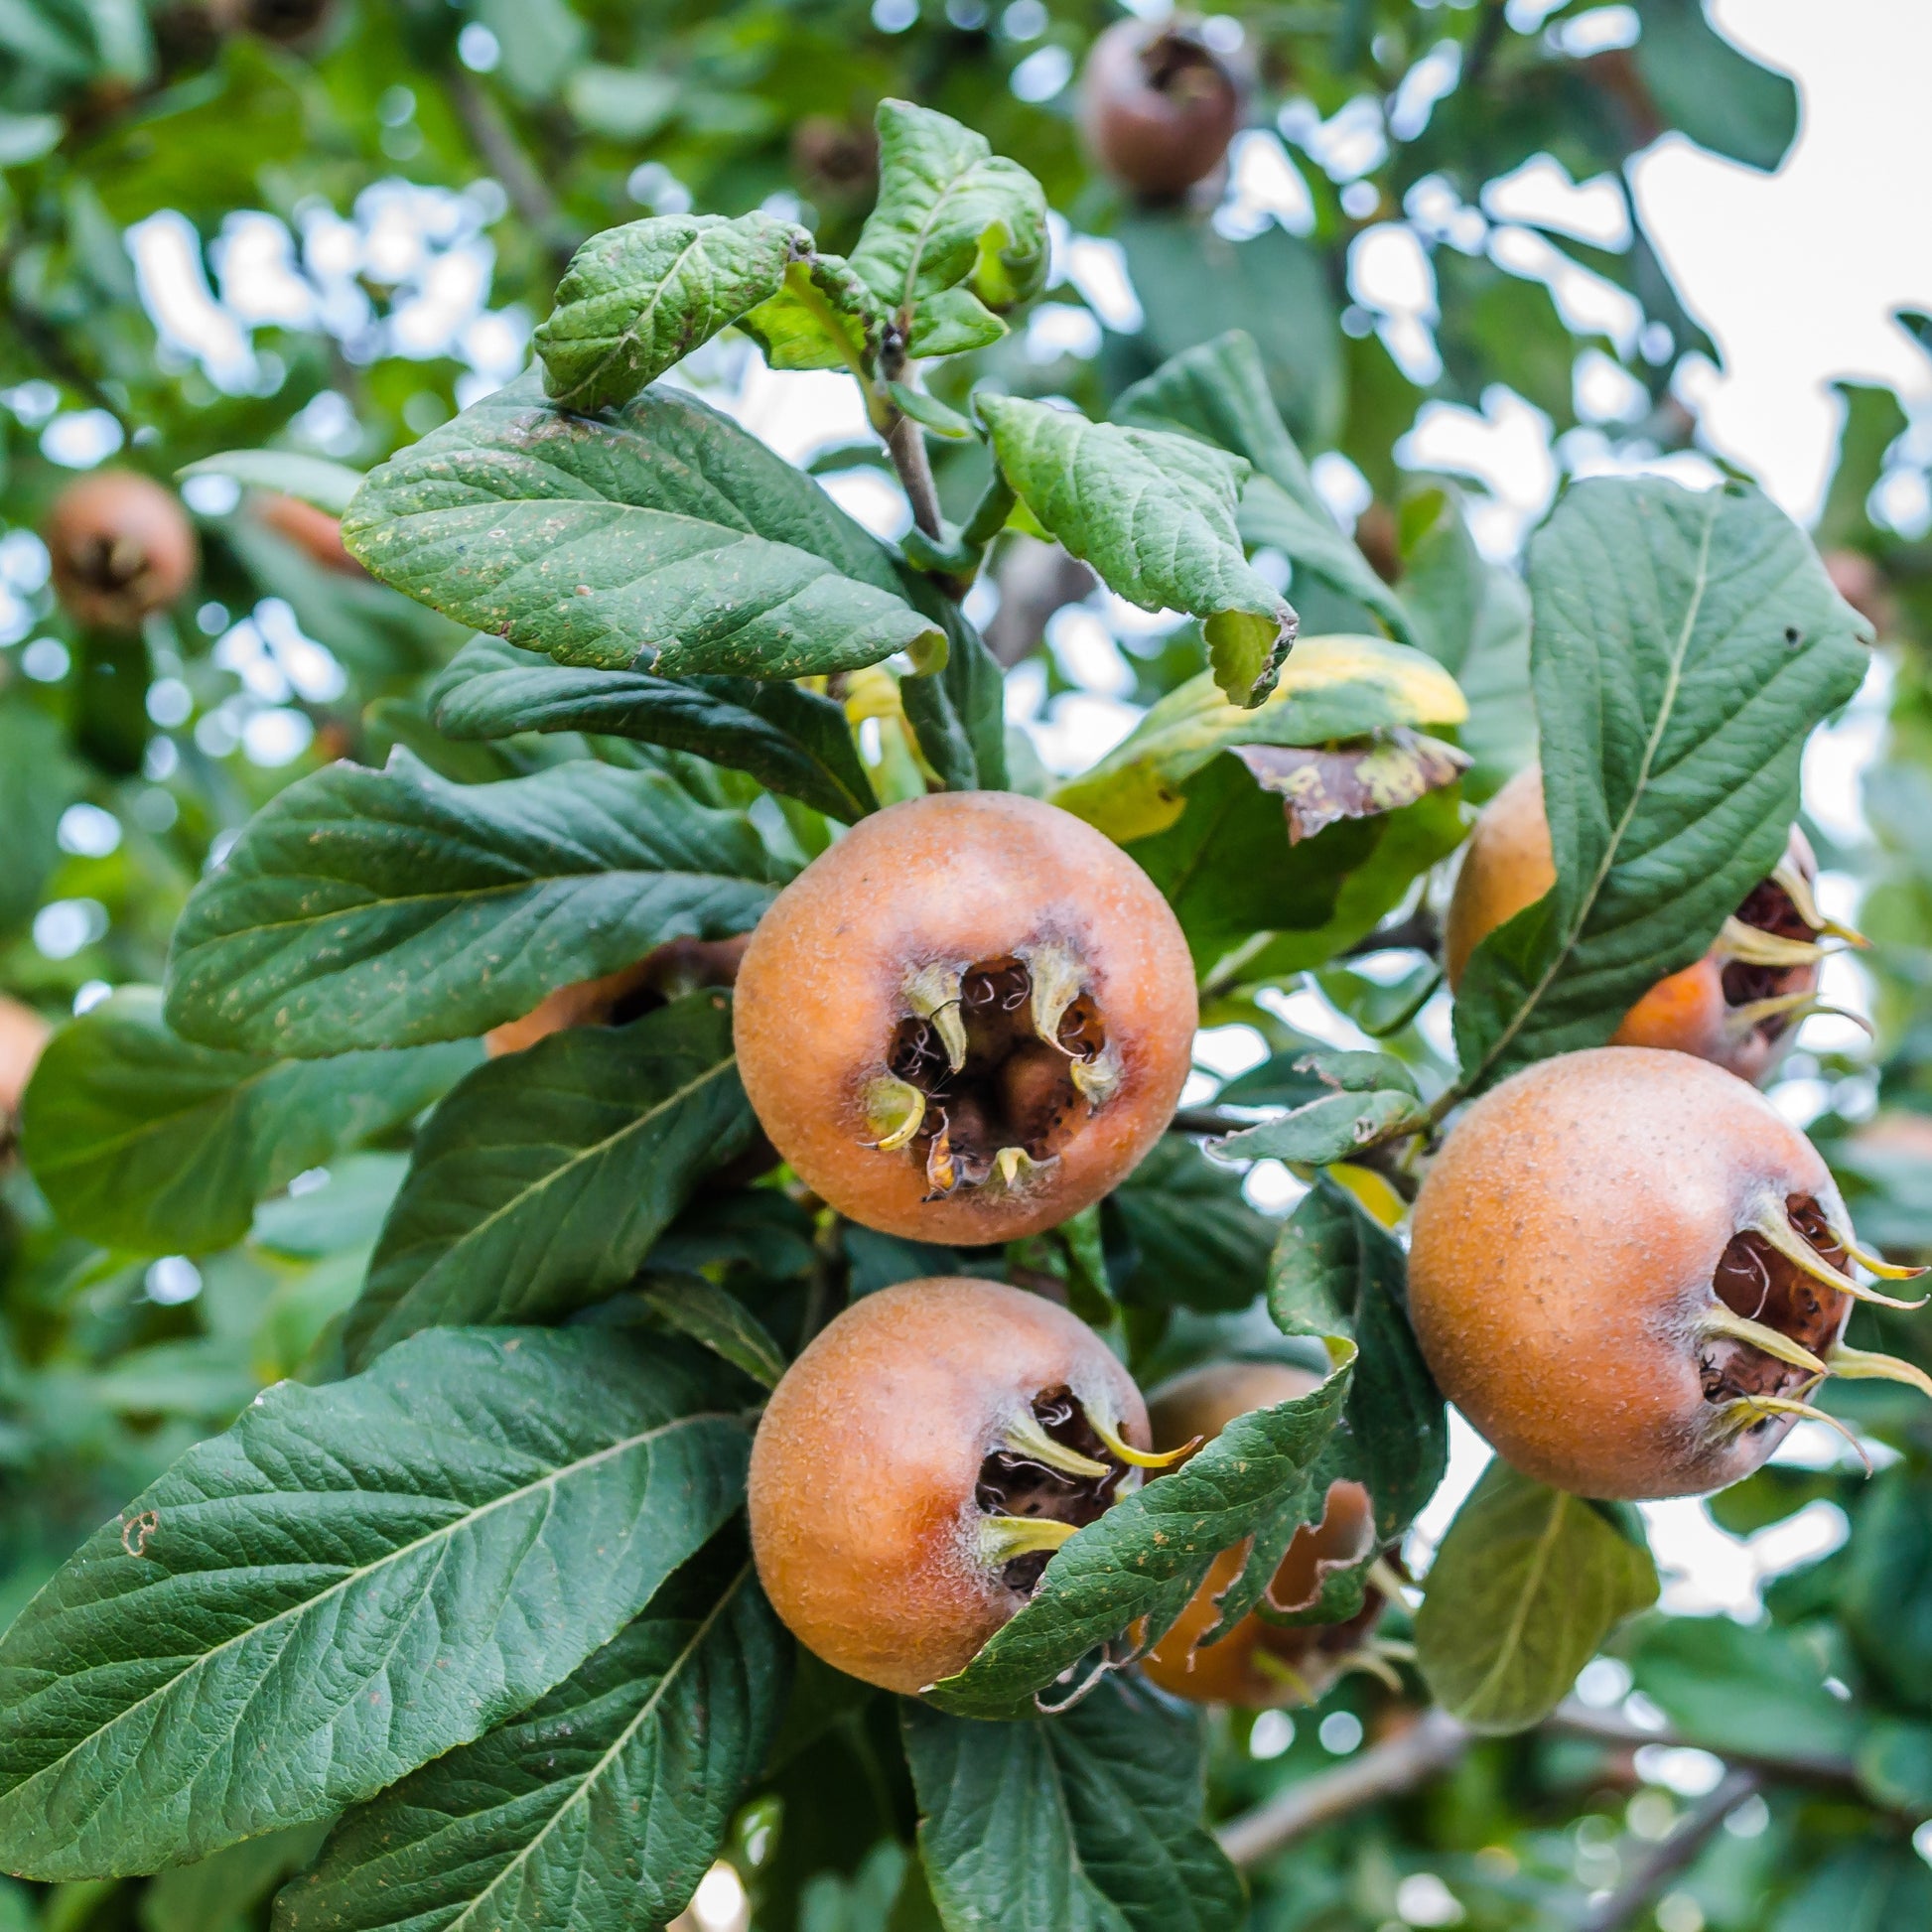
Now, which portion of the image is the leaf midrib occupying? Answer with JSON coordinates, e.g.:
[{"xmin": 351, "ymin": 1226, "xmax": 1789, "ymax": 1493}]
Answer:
[
  {"xmin": 1465, "ymin": 1491, "xmax": 1570, "ymax": 1721},
  {"xmin": 562, "ymin": 224, "xmax": 714, "ymax": 403},
  {"xmin": 1458, "ymin": 490, "xmax": 1721, "ymax": 1093},
  {"xmin": 443, "ymin": 1563, "xmax": 753, "ymax": 1931},
  {"xmin": 0, "ymin": 1401, "xmax": 738, "ymax": 1814}
]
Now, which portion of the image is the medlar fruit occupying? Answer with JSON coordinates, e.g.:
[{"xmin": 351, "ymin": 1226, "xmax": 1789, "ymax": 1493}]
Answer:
[
  {"xmin": 748, "ymin": 1277, "xmax": 1163, "ymax": 1694},
  {"xmin": 44, "ymin": 472, "xmax": 198, "ymax": 632},
  {"xmin": 251, "ymin": 492, "xmax": 363, "ymax": 576},
  {"xmin": 1139, "ymin": 1362, "xmax": 1380, "ymax": 1707},
  {"xmin": 1409, "ymin": 1046, "xmax": 1927, "ymax": 1500},
  {"xmin": 733, "ymin": 790, "xmax": 1196, "ymax": 1244},
  {"xmin": 1077, "ymin": 18, "xmax": 1242, "ymax": 203},
  {"xmin": 1446, "ymin": 765, "xmax": 1862, "ymax": 1082},
  {"xmin": 483, "ymin": 935, "xmax": 750, "ymax": 1057}
]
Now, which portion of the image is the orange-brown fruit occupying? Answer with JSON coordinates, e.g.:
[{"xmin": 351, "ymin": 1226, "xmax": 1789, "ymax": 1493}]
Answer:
[
  {"xmin": 483, "ymin": 934, "xmax": 751, "ymax": 1057},
  {"xmin": 1446, "ymin": 765, "xmax": 1861, "ymax": 1083},
  {"xmin": 1078, "ymin": 19, "xmax": 1242, "ymax": 203},
  {"xmin": 748, "ymin": 1277, "xmax": 1155, "ymax": 1695},
  {"xmin": 1139, "ymin": 1362, "xmax": 1380, "ymax": 1707},
  {"xmin": 44, "ymin": 472, "xmax": 198, "ymax": 632},
  {"xmin": 1409, "ymin": 1046, "xmax": 1930, "ymax": 1500},
  {"xmin": 251, "ymin": 492, "xmax": 364, "ymax": 576},
  {"xmin": 733, "ymin": 791, "xmax": 1196, "ymax": 1244},
  {"xmin": 0, "ymin": 996, "xmax": 52, "ymax": 1128}
]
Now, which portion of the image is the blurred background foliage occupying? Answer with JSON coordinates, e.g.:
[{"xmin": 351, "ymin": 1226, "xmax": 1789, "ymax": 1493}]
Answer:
[{"xmin": 2, "ymin": 2, "xmax": 1931, "ymax": 1929}]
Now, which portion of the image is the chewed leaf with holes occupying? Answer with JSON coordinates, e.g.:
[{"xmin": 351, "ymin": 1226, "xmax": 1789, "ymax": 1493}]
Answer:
[
  {"xmin": 1415, "ymin": 1459, "xmax": 1657, "ymax": 1733},
  {"xmin": 1453, "ymin": 477, "xmax": 1870, "ymax": 1094},
  {"xmin": 848, "ymin": 98, "xmax": 1048, "ymax": 355},
  {"xmin": 923, "ymin": 1350, "xmax": 1351, "ymax": 1720},
  {"xmin": 0, "ymin": 1329, "xmax": 749, "ymax": 1877},
  {"xmin": 534, "ymin": 211, "xmax": 809, "ymax": 410},
  {"xmin": 278, "ymin": 1542, "xmax": 789, "ymax": 1932},
  {"xmin": 342, "ymin": 374, "xmax": 941, "ymax": 678},
  {"xmin": 978, "ymin": 394, "xmax": 1296, "ymax": 707}
]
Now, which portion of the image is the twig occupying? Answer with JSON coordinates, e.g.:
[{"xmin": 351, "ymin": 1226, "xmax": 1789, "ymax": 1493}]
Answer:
[
  {"xmin": 1546, "ymin": 1700, "xmax": 1858, "ymax": 1787},
  {"xmin": 1577, "ymin": 1767, "xmax": 1760, "ymax": 1932},
  {"xmin": 1216, "ymin": 1708, "xmax": 1470, "ymax": 1867},
  {"xmin": 444, "ymin": 69, "xmax": 577, "ymax": 271},
  {"xmin": 984, "ymin": 535, "xmax": 1095, "ymax": 666},
  {"xmin": 1340, "ymin": 905, "xmax": 1442, "ymax": 962}
]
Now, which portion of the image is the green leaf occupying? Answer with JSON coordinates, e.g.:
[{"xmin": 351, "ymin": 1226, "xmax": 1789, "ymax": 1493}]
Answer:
[
  {"xmin": 740, "ymin": 253, "xmax": 882, "ymax": 373},
  {"xmin": 1051, "ymin": 638, "xmax": 1466, "ymax": 845},
  {"xmin": 0, "ymin": 703, "xmax": 82, "ymax": 935},
  {"xmin": 1771, "ymin": 1849, "xmax": 1932, "ymax": 1932},
  {"xmin": 345, "ymin": 994, "xmax": 753, "ymax": 1367},
  {"xmin": 164, "ymin": 750, "xmax": 787, "ymax": 1055},
  {"xmin": 277, "ymin": 1545, "xmax": 789, "ymax": 1932},
  {"xmin": 429, "ymin": 632, "xmax": 878, "ymax": 822},
  {"xmin": 900, "ymin": 610, "xmax": 1010, "ymax": 791},
  {"xmin": 1210, "ymin": 1088, "xmax": 1427, "ymax": 1167},
  {"xmin": 1415, "ymin": 1459, "xmax": 1658, "ymax": 1734},
  {"xmin": 902, "ymin": 1676, "xmax": 1244, "ymax": 1932},
  {"xmin": 636, "ymin": 1275, "xmax": 788, "ymax": 1389},
  {"xmin": 1632, "ymin": 0, "xmax": 1798, "ymax": 173},
  {"xmin": 146, "ymin": 1824, "xmax": 332, "ymax": 1932},
  {"xmin": 1270, "ymin": 1178, "xmax": 1447, "ymax": 1544},
  {"xmin": 534, "ymin": 212, "xmax": 810, "ymax": 411},
  {"xmin": 177, "ymin": 452, "xmax": 362, "ymax": 515},
  {"xmin": 1452, "ymin": 478, "xmax": 1871, "ymax": 1095},
  {"xmin": 849, "ymin": 99, "xmax": 1047, "ymax": 356},
  {"xmin": 19, "ymin": 988, "xmax": 477, "ymax": 1256},
  {"xmin": 1104, "ymin": 1134, "xmax": 1277, "ymax": 1313},
  {"xmin": 888, "ymin": 382, "xmax": 975, "ymax": 439},
  {"xmin": 925, "ymin": 1352, "xmax": 1351, "ymax": 1719},
  {"xmin": 978, "ymin": 395, "xmax": 1295, "ymax": 708},
  {"xmin": 1116, "ymin": 332, "xmax": 1412, "ymax": 644},
  {"xmin": 0, "ymin": 1328, "xmax": 750, "ymax": 1878},
  {"xmin": 342, "ymin": 375, "xmax": 943, "ymax": 679}
]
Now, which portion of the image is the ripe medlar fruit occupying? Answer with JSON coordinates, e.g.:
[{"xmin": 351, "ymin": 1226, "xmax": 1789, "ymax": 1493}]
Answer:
[
  {"xmin": 251, "ymin": 492, "xmax": 364, "ymax": 576},
  {"xmin": 1077, "ymin": 18, "xmax": 1242, "ymax": 203},
  {"xmin": 0, "ymin": 995, "xmax": 51, "ymax": 1128},
  {"xmin": 1409, "ymin": 1046, "xmax": 1927, "ymax": 1500},
  {"xmin": 1138, "ymin": 1362, "xmax": 1379, "ymax": 1707},
  {"xmin": 44, "ymin": 472, "xmax": 198, "ymax": 632},
  {"xmin": 483, "ymin": 935, "xmax": 751, "ymax": 1057},
  {"xmin": 733, "ymin": 791, "xmax": 1196, "ymax": 1244},
  {"xmin": 748, "ymin": 1277, "xmax": 1163, "ymax": 1694},
  {"xmin": 1447, "ymin": 765, "xmax": 1862, "ymax": 1082}
]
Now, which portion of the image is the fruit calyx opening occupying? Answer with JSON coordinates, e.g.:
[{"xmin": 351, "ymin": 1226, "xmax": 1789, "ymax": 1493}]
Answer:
[
  {"xmin": 1717, "ymin": 867, "xmax": 1865, "ymax": 1046},
  {"xmin": 1137, "ymin": 26, "xmax": 1232, "ymax": 103},
  {"xmin": 974, "ymin": 1385, "xmax": 1139, "ymax": 1595},
  {"xmin": 865, "ymin": 946, "xmax": 1120, "ymax": 1201}
]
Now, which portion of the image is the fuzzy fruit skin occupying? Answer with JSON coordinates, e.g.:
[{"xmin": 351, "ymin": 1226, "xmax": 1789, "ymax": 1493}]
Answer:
[
  {"xmin": 1409, "ymin": 1046, "xmax": 1849, "ymax": 1500},
  {"xmin": 1078, "ymin": 20, "xmax": 1242, "ymax": 202},
  {"xmin": 1139, "ymin": 1363, "xmax": 1375, "ymax": 1706},
  {"xmin": 748, "ymin": 1277, "xmax": 1149, "ymax": 1696},
  {"xmin": 1446, "ymin": 767, "xmax": 1821, "ymax": 1083},
  {"xmin": 44, "ymin": 473, "xmax": 198, "ymax": 631},
  {"xmin": 733, "ymin": 790, "xmax": 1196, "ymax": 1244}
]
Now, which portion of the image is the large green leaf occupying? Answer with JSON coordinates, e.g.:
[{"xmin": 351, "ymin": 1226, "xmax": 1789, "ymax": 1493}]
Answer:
[
  {"xmin": 534, "ymin": 211, "xmax": 808, "ymax": 410},
  {"xmin": 0, "ymin": 1329, "xmax": 750, "ymax": 1878},
  {"xmin": 978, "ymin": 395, "xmax": 1295, "ymax": 708},
  {"xmin": 278, "ymin": 1544, "xmax": 789, "ymax": 1932},
  {"xmin": 902, "ymin": 1676, "xmax": 1244, "ymax": 1932},
  {"xmin": 345, "ymin": 994, "xmax": 754, "ymax": 1368},
  {"xmin": 429, "ymin": 632, "xmax": 877, "ymax": 822},
  {"xmin": 1633, "ymin": 0, "xmax": 1798, "ymax": 173},
  {"xmin": 164, "ymin": 750, "xmax": 788, "ymax": 1055},
  {"xmin": 847, "ymin": 98, "xmax": 1047, "ymax": 356},
  {"xmin": 1104, "ymin": 1135, "xmax": 1277, "ymax": 1314},
  {"xmin": 342, "ymin": 375, "xmax": 942, "ymax": 679},
  {"xmin": 20, "ymin": 988, "xmax": 477, "ymax": 1256},
  {"xmin": 1116, "ymin": 332, "xmax": 1412, "ymax": 644},
  {"xmin": 1051, "ymin": 638, "xmax": 1466, "ymax": 845},
  {"xmin": 900, "ymin": 609, "xmax": 1010, "ymax": 792},
  {"xmin": 925, "ymin": 1352, "xmax": 1351, "ymax": 1719},
  {"xmin": 1414, "ymin": 1460, "xmax": 1657, "ymax": 1734},
  {"xmin": 1453, "ymin": 478, "xmax": 1871, "ymax": 1094},
  {"xmin": 0, "ymin": 703, "xmax": 81, "ymax": 935}
]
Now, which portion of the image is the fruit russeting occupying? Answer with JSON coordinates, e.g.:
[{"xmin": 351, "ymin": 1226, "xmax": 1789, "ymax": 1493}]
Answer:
[
  {"xmin": 1408, "ymin": 1047, "xmax": 1928, "ymax": 1501},
  {"xmin": 1139, "ymin": 1362, "xmax": 1381, "ymax": 1708},
  {"xmin": 733, "ymin": 790, "xmax": 1197, "ymax": 1243},
  {"xmin": 748, "ymin": 1278, "xmax": 1177, "ymax": 1695},
  {"xmin": 1447, "ymin": 766, "xmax": 1864, "ymax": 1083},
  {"xmin": 1077, "ymin": 16, "xmax": 1242, "ymax": 201},
  {"xmin": 43, "ymin": 471, "xmax": 198, "ymax": 631}
]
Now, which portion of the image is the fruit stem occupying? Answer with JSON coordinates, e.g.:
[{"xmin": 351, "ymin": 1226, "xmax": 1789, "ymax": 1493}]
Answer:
[
  {"xmin": 1696, "ymin": 1306, "xmax": 1829, "ymax": 1377},
  {"xmin": 1826, "ymin": 1342, "xmax": 1932, "ymax": 1400}
]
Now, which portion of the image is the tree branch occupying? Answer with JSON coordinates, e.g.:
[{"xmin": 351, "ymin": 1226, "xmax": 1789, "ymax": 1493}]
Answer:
[
  {"xmin": 444, "ymin": 69, "xmax": 577, "ymax": 273},
  {"xmin": 1578, "ymin": 1768, "xmax": 1761, "ymax": 1932}
]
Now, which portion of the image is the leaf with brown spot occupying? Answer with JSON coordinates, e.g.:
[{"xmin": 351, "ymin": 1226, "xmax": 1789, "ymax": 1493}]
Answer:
[{"xmin": 1234, "ymin": 731, "xmax": 1469, "ymax": 844}]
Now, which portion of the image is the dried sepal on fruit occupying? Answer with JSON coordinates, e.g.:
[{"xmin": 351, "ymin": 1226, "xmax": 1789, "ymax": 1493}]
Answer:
[
  {"xmin": 733, "ymin": 791, "xmax": 1196, "ymax": 1243},
  {"xmin": 748, "ymin": 1277, "xmax": 1171, "ymax": 1695},
  {"xmin": 44, "ymin": 472, "xmax": 198, "ymax": 632},
  {"xmin": 1137, "ymin": 1362, "xmax": 1382, "ymax": 1708},
  {"xmin": 1409, "ymin": 1047, "xmax": 1928, "ymax": 1501},
  {"xmin": 1446, "ymin": 766, "xmax": 1864, "ymax": 1083}
]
